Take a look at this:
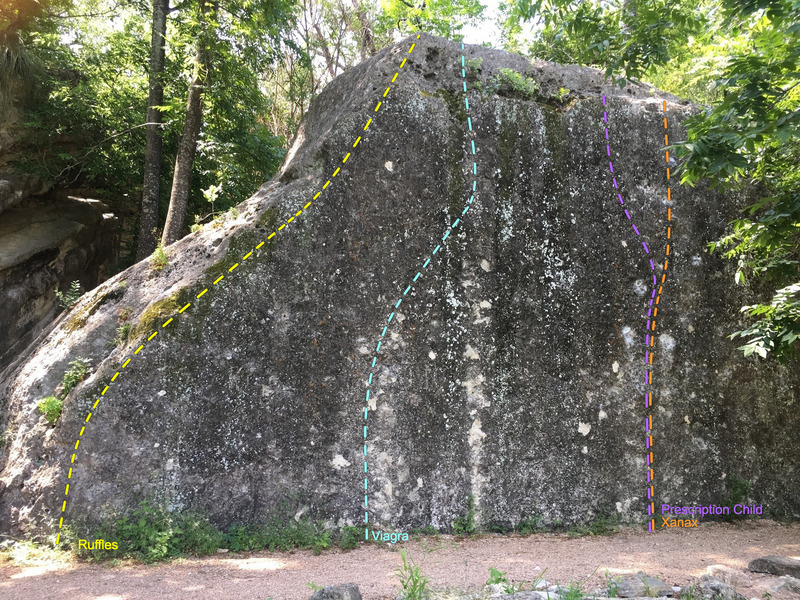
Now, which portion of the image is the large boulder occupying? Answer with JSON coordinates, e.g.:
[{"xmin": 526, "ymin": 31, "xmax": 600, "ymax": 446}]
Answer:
[{"xmin": 1, "ymin": 33, "xmax": 798, "ymax": 538}]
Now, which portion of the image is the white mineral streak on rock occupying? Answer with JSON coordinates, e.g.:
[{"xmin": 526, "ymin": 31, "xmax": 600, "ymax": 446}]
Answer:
[
  {"xmin": 330, "ymin": 454, "xmax": 351, "ymax": 470},
  {"xmin": 464, "ymin": 344, "xmax": 480, "ymax": 360}
]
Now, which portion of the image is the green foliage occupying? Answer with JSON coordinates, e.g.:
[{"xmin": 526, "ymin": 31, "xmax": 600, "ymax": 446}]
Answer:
[
  {"xmin": 515, "ymin": 515, "xmax": 544, "ymax": 534},
  {"xmin": 722, "ymin": 475, "xmax": 752, "ymax": 521},
  {"xmin": 338, "ymin": 525, "xmax": 362, "ymax": 550},
  {"xmin": 377, "ymin": 0, "xmax": 484, "ymax": 41},
  {"xmin": 395, "ymin": 548, "xmax": 429, "ymax": 600},
  {"xmin": 452, "ymin": 494, "xmax": 477, "ymax": 534},
  {"xmin": 114, "ymin": 322, "xmax": 132, "ymax": 347},
  {"xmin": 487, "ymin": 567, "xmax": 521, "ymax": 593},
  {"xmin": 61, "ymin": 358, "xmax": 90, "ymax": 396},
  {"xmin": 149, "ymin": 243, "xmax": 169, "ymax": 271},
  {"xmin": 307, "ymin": 582, "xmax": 323, "ymax": 592},
  {"xmin": 37, "ymin": 395, "xmax": 63, "ymax": 425},
  {"xmin": 54, "ymin": 280, "xmax": 82, "ymax": 310},
  {"xmin": 605, "ymin": 571, "xmax": 622, "ymax": 597},
  {"xmin": 223, "ymin": 515, "xmax": 331, "ymax": 555},
  {"xmin": 560, "ymin": 580, "xmax": 585, "ymax": 600}
]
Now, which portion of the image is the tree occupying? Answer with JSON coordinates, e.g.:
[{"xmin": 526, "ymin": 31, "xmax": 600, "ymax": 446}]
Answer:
[
  {"xmin": 161, "ymin": 0, "xmax": 214, "ymax": 246},
  {"xmin": 136, "ymin": 0, "xmax": 169, "ymax": 260},
  {"xmin": 161, "ymin": 0, "xmax": 296, "ymax": 246}
]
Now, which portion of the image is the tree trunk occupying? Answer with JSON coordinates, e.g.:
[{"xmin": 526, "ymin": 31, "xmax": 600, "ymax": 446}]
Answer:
[
  {"xmin": 352, "ymin": 0, "xmax": 376, "ymax": 59},
  {"xmin": 136, "ymin": 0, "xmax": 169, "ymax": 261},
  {"xmin": 161, "ymin": 0, "xmax": 213, "ymax": 247}
]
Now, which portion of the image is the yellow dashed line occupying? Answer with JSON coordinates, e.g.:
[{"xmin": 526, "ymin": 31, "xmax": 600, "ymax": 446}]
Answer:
[{"xmin": 54, "ymin": 36, "xmax": 422, "ymax": 549}]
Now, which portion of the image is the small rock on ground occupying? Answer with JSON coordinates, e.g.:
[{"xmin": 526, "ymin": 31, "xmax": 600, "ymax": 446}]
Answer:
[
  {"xmin": 616, "ymin": 572, "xmax": 675, "ymax": 597},
  {"xmin": 697, "ymin": 575, "xmax": 748, "ymax": 600},
  {"xmin": 308, "ymin": 583, "xmax": 362, "ymax": 600}
]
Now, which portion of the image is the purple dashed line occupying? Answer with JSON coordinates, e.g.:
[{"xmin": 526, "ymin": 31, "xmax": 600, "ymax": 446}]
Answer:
[{"xmin": 602, "ymin": 93, "xmax": 659, "ymax": 532}]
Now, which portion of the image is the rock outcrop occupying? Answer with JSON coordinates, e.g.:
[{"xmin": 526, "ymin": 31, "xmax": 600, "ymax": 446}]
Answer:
[
  {"xmin": 1, "ymin": 33, "xmax": 799, "ymax": 539},
  {"xmin": 0, "ymin": 194, "xmax": 119, "ymax": 371}
]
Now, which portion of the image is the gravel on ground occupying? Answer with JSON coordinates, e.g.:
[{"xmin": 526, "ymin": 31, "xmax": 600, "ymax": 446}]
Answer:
[{"xmin": 1, "ymin": 520, "xmax": 798, "ymax": 600}]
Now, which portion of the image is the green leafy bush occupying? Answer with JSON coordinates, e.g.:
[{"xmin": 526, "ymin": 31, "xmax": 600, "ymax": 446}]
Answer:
[
  {"xmin": 149, "ymin": 243, "xmax": 169, "ymax": 271},
  {"xmin": 37, "ymin": 396, "xmax": 63, "ymax": 425},
  {"xmin": 452, "ymin": 494, "xmax": 477, "ymax": 534},
  {"xmin": 61, "ymin": 358, "xmax": 90, "ymax": 396}
]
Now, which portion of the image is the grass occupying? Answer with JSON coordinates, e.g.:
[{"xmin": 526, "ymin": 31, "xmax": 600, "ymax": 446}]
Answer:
[{"xmin": 395, "ymin": 548, "xmax": 429, "ymax": 600}]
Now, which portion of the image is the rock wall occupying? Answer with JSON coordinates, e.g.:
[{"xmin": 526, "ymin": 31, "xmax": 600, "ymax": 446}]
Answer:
[
  {"xmin": 1, "ymin": 34, "xmax": 798, "ymax": 538},
  {"xmin": 0, "ymin": 195, "xmax": 120, "ymax": 371}
]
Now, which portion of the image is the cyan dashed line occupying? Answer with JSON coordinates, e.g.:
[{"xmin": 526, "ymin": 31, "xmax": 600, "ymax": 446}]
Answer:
[{"xmin": 362, "ymin": 42, "xmax": 479, "ymax": 539}]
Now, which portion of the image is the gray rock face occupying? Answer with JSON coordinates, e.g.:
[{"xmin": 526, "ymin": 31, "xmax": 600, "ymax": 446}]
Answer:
[
  {"xmin": 308, "ymin": 583, "xmax": 362, "ymax": 600},
  {"xmin": 706, "ymin": 565, "xmax": 750, "ymax": 588},
  {"xmin": 748, "ymin": 556, "xmax": 800, "ymax": 578},
  {"xmin": 616, "ymin": 572, "xmax": 674, "ymax": 597},
  {"xmin": 697, "ymin": 575, "xmax": 748, "ymax": 600},
  {"xmin": 1, "ymin": 33, "xmax": 799, "ymax": 537}
]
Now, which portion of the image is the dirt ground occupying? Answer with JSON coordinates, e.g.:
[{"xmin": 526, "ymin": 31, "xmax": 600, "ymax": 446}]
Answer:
[{"xmin": 1, "ymin": 521, "xmax": 799, "ymax": 600}]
